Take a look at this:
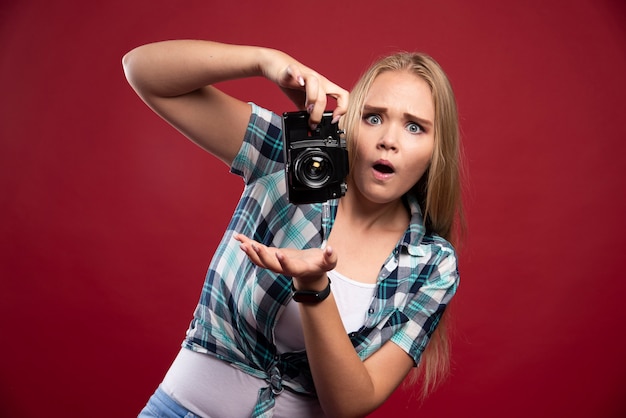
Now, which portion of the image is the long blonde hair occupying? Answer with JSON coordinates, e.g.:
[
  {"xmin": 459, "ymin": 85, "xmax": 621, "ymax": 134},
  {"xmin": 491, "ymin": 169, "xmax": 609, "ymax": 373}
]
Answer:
[{"xmin": 343, "ymin": 52, "xmax": 465, "ymax": 397}]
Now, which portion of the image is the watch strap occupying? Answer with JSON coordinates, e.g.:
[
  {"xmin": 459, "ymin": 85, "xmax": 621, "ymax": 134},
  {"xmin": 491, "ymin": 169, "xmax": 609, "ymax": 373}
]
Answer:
[{"xmin": 291, "ymin": 277, "xmax": 332, "ymax": 304}]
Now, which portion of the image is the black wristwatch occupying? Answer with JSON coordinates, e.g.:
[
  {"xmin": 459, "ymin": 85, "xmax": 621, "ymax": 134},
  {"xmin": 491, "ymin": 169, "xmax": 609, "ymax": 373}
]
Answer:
[{"xmin": 292, "ymin": 278, "xmax": 332, "ymax": 304}]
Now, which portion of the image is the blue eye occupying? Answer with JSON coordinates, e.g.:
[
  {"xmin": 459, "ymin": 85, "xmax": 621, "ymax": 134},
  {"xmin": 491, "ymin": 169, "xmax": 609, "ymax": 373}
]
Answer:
[
  {"xmin": 407, "ymin": 122, "xmax": 423, "ymax": 134},
  {"xmin": 365, "ymin": 114, "xmax": 382, "ymax": 125}
]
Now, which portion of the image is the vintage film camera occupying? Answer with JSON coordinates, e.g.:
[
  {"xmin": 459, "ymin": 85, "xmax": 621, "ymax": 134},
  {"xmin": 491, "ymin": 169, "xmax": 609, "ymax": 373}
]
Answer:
[{"xmin": 282, "ymin": 110, "xmax": 349, "ymax": 204}]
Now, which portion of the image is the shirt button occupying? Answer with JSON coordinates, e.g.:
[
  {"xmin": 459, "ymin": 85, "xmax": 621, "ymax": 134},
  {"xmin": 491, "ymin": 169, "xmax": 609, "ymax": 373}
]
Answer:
[{"xmin": 368, "ymin": 308, "xmax": 374, "ymax": 314}]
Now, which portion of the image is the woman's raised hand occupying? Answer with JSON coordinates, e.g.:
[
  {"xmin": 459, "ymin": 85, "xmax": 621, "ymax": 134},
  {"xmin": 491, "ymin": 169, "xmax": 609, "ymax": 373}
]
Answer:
[
  {"xmin": 234, "ymin": 233, "xmax": 337, "ymax": 287},
  {"xmin": 259, "ymin": 49, "xmax": 349, "ymax": 126}
]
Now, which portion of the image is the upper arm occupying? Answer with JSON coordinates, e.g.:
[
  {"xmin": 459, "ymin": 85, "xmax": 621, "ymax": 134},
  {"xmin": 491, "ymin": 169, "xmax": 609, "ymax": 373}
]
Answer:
[
  {"xmin": 359, "ymin": 249, "xmax": 459, "ymax": 408},
  {"xmin": 137, "ymin": 84, "xmax": 252, "ymax": 167}
]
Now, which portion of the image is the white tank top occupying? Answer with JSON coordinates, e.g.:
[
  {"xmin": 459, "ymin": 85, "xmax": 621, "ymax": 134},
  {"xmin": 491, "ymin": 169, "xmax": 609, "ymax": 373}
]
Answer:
[{"xmin": 161, "ymin": 270, "xmax": 376, "ymax": 417}]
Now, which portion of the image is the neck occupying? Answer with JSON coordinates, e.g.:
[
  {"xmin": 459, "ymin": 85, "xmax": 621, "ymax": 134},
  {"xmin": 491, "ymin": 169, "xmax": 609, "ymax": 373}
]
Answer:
[{"xmin": 337, "ymin": 190, "xmax": 409, "ymax": 233}]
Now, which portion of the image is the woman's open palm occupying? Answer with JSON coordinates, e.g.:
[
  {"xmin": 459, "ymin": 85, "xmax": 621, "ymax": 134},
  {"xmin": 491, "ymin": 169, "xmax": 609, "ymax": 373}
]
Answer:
[{"xmin": 235, "ymin": 233, "xmax": 337, "ymax": 283}]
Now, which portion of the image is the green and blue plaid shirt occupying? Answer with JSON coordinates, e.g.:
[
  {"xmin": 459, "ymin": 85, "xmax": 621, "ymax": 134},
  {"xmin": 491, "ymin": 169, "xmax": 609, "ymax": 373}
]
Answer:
[{"xmin": 182, "ymin": 103, "xmax": 459, "ymax": 417}]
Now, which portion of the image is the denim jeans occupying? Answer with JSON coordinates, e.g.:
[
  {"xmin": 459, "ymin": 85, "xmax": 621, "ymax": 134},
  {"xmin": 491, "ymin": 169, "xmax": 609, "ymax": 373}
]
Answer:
[{"xmin": 138, "ymin": 386, "xmax": 202, "ymax": 418}]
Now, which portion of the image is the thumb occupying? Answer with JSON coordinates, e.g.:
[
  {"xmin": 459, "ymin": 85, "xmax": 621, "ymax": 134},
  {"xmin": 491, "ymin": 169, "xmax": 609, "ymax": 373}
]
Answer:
[
  {"xmin": 323, "ymin": 245, "xmax": 338, "ymax": 270},
  {"xmin": 281, "ymin": 64, "xmax": 305, "ymax": 88}
]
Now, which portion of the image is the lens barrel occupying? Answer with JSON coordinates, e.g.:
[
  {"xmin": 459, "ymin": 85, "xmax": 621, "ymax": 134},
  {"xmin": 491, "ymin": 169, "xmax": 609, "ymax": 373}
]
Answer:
[{"xmin": 294, "ymin": 149, "xmax": 333, "ymax": 188}]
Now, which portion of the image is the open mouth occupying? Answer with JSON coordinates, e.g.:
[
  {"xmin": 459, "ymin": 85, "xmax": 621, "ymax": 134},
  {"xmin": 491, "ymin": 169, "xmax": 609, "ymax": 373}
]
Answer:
[{"xmin": 373, "ymin": 163, "xmax": 394, "ymax": 174}]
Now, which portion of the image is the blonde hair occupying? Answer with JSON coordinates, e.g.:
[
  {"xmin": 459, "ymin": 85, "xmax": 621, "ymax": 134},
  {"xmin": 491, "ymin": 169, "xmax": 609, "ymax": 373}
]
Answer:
[{"xmin": 343, "ymin": 52, "xmax": 465, "ymax": 398}]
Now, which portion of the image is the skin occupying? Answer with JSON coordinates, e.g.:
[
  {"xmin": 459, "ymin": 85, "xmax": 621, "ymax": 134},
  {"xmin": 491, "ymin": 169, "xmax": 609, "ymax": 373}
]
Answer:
[
  {"xmin": 123, "ymin": 40, "xmax": 435, "ymax": 417},
  {"xmin": 326, "ymin": 71, "xmax": 435, "ymax": 284},
  {"xmin": 349, "ymin": 70, "xmax": 435, "ymax": 209}
]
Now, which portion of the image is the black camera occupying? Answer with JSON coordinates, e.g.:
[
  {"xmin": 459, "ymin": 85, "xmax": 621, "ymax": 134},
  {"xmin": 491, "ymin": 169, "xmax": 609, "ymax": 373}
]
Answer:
[{"xmin": 282, "ymin": 110, "xmax": 349, "ymax": 204}]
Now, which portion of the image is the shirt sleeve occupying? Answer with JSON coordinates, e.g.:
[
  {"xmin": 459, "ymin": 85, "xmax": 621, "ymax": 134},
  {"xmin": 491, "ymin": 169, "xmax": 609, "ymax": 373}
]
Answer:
[
  {"xmin": 230, "ymin": 103, "xmax": 285, "ymax": 184},
  {"xmin": 390, "ymin": 245, "xmax": 460, "ymax": 365}
]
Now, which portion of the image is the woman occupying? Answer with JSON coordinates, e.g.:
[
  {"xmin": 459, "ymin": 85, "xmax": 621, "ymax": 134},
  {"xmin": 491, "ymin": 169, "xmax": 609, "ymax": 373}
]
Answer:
[{"xmin": 123, "ymin": 39, "xmax": 463, "ymax": 418}]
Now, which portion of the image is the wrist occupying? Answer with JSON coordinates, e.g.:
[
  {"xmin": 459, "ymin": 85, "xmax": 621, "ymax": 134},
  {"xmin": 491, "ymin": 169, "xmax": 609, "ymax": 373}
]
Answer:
[
  {"xmin": 292, "ymin": 275, "xmax": 331, "ymax": 304},
  {"xmin": 292, "ymin": 274, "xmax": 329, "ymax": 292},
  {"xmin": 256, "ymin": 46, "xmax": 280, "ymax": 79}
]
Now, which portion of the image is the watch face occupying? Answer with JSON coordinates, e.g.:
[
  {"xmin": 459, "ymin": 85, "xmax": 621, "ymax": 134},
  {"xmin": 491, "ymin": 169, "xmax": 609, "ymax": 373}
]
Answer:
[{"xmin": 292, "ymin": 292, "xmax": 321, "ymax": 303}]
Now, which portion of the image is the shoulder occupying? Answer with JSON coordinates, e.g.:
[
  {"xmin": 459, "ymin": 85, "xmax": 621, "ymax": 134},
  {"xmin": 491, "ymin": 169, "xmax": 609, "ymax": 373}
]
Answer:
[
  {"xmin": 413, "ymin": 236, "xmax": 459, "ymax": 309},
  {"xmin": 400, "ymin": 231, "xmax": 459, "ymax": 294},
  {"xmin": 246, "ymin": 103, "xmax": 283, "ymax": 143},
  {"xmin": 405, "ymin": 228, "xmax": 457, "ymax": 265},
  {"xmin": 231, "ymin": 103, "xmax": 285, "ymax": 181},
  {"xmin": 421, "ymin": 233, "xmax": 456, "ymax": 258}
]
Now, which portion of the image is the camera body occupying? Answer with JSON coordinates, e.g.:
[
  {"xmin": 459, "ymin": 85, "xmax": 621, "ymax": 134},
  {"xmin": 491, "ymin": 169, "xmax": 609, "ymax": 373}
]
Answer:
[{"xmin": 282, "ymin": 111, "xmax": 349, "ymax": 204}]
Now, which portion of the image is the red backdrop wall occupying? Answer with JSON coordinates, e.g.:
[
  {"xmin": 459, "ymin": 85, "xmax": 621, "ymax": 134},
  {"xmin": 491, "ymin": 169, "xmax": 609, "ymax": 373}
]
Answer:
[{"xmin": 1, "ymin": 0, "xmax": 625, "ymax": 417}]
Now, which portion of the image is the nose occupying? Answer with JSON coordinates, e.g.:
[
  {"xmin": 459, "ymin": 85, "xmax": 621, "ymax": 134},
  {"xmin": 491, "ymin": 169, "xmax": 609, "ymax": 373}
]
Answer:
[{"xmin": 377, "ymin": 126, "xmax": 399, "ymax": 151}]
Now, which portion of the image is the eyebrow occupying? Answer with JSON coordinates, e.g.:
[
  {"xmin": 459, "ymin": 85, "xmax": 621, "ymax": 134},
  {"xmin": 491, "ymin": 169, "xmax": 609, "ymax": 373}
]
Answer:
[{"xmin": 362, "ymin": 105, "xmax": 433, "ymax": 128}]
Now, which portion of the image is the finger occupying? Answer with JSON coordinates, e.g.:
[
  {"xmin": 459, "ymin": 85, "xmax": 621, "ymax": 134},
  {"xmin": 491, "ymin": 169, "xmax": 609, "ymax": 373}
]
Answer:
[
  {"xmin": 235, "ymin": 235, "xmax": 269, "ymax": 267},
  {"xmin": 274, "ymin": 251, "xmax": 292, "ymax": 274},
  {"xmin": 274, "ymin": 250, "xmax": 303, "ymax": 277},
  {"xmin": 234, "ymin": 233, "xmax": 257, "ymax": 251},
  {"xmin": 303, "ymin": 75, "xmax": 319, "ymax": 105},
  {"xmin": 303, "ymin": 76, "xmax": 323, "ymax": 126},
  {"xmin": 251, "ymin": 243, "xmax": 284, "ymax": 272},
  {"xmin": 322, "ymin": 245, "xmax": 338, "ymax": 270},
  {"xmin": 286, "ymin": 65, "xmax": 305, "ymax": 87},
  {"xmin": 239, "ymin": 243, "xmax": 263, "ymax": 266},
  {"xmin": 330, "ymin": 87, "xmax": 350, "ymax": 123},
  {"xmin": 309, "ymin": 90, "xmax": 328, "ymax": 127},
  {"xmin": 278, "ymin": 64, "xmax": 305, "ymax": 89}
]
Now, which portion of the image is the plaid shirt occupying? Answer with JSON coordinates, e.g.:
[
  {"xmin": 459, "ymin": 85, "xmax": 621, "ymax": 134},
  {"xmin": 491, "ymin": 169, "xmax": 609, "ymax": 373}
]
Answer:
[{"xmin": 182, "ymin": 103, "xmax": 459, "ymax": 417}]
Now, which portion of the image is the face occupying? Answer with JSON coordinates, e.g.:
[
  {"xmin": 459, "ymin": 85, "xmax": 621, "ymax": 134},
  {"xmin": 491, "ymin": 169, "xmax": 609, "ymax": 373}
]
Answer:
[{"xmin": 349, "ymin": 70, "xmax": 435, "ymax": 205}]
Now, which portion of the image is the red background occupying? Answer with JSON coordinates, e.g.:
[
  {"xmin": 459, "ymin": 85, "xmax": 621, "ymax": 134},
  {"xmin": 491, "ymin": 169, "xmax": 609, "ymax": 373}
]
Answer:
[{"xmin": 1, "ymin": 0, "xmax": 625, "ymax": 417}]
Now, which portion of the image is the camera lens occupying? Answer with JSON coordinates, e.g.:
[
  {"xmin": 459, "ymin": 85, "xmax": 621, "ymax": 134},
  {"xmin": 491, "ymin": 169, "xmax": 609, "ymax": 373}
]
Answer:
[{"xmin": 294, "ymin": 149, "xmax": 333, "ymax": 188}]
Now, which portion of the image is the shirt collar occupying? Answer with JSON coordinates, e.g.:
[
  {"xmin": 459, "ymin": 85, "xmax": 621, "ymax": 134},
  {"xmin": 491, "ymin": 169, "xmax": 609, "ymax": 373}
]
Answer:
[{"xmin": 324, "ymin": 194, "xmax": 427, "ymax": 257}]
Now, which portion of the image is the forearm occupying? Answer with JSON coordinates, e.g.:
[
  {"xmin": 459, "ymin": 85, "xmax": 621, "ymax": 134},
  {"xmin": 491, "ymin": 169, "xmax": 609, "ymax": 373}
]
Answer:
[
  {"xmin": 297, "ymin": 287, "xmax": 381, "ymax": 417},
  {"xmin": 234, "ymin": 237, "xmax": 394, "ymax": 416},
  {"xmin": 123, "ymin": 39, "xmax": 349, "ymax": 129},
  {"xmin": 122, "ymin": 40, "xmax": 271, "ymax": 99}
]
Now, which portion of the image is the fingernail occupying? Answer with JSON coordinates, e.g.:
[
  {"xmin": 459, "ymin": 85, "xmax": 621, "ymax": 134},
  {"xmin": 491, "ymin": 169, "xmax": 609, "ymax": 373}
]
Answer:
[
  {"xmin": 331, "ymin": 115, "xmax": 341, "ymax": 124},
  {"xmin": 298, "ymin": 76, "xmax": 305, "ymax": 87},
  {"xmin": 307, "ymin": 104, "xmax": 314, "ymax": 114}
]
